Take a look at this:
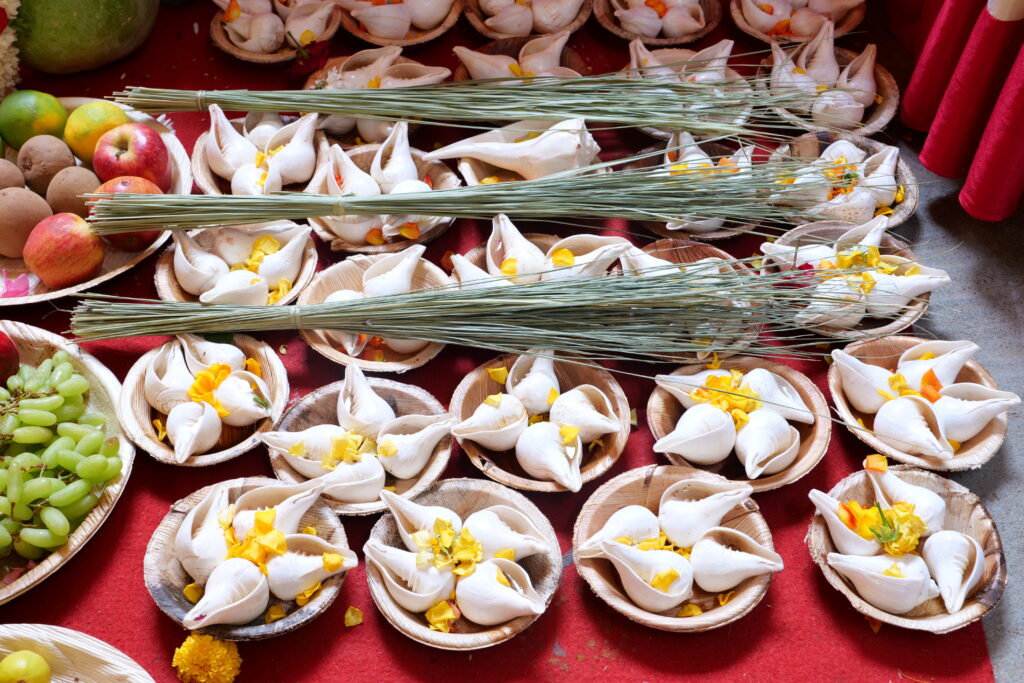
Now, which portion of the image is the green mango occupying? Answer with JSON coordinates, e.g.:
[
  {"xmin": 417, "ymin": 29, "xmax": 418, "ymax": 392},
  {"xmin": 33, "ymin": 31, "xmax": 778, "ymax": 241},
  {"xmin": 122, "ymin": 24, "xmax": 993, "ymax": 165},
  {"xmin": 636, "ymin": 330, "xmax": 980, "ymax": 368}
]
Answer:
[{"xmin": 14, "ymin": 0, "xmax": 159, "ymax": 75}]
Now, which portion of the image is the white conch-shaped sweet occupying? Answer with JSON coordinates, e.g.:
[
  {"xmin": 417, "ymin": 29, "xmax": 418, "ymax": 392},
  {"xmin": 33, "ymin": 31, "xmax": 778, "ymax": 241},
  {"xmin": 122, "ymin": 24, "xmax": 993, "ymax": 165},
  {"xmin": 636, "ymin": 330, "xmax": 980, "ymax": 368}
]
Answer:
[
  {"xmin": 932, "ymin": 383, "xmax": 1020, "ymax": 442},
  {"xmin": 174, "ymin": 482, "xmax": 230, "ymax": 585},
  {"xmin": 283, "ymin": 1, "xmax": 334, "ymax": 42},
  {"xmin": 172, "ymin": 232, "xmax": 230, "ymax": 296},
  {"xmin": 659, "ymin": 479, "xmax": 753, "ymax": 549},
  {"xmin": 223, "ymin": 11, "xmax": 286, "ymax": 55},
  {"xmin": 462, "ymin": 506, "xmax": 548, "ymax": 560},
  {"xmin": 362, "ymin": 243, "xmax": 426, "ymax": 298},
  {"xmin": 265, "ymin": 534, "xmax": 358, "ymax": 602},
  {"xmin": 827, "ymin": 552, "xmax": 939, "ymax": 615},
  {"xmin": 199, "ymin": 268, "xmax": 269, "ymax": 306},
  {"xmin": 598, "ymin": 540, "xmax": 693, "ymax": 612},
  {"xmin": 508, "ymin": 352, "xmax": 560, "ymax": 415},
  {"xmin": 789, "ymin": 6, "xmax": 825, "ymax": 36},
  {"xmin": 230, "ymin": 161, "xmax": 282, "ymax": 196},
  {"xmin": 243, "ymin": 111, "xmax": 284, "ymax": 151},
  {"xmin": 213, "ymin": 0, "xmax": 272, "ymax": 15},
  {"xmin": 735, "ymin": 409, "xmax": 801, "ymax": 479},
  {"xmin": 166, "ymin": 401, "xmax": 222, "ymax": 463},
  {"xmin": 922, "ymin": 530, "xmax": 985, "ymax": 614},
  {"xmin": 739, "ymin": 368, "xmax": 814, "ymax": 424},
  {"xmin": 182, "ymin": 557, "xmax": 270, "ymax": 629},
  {"xmin": 615, "ymin": 6, "xmax": 662, "ymax": 38},
  {"xmin": 485, "ymin": 214, "xmax": 546, "ymax": 284},
  {"xmin": 864, "ymin": 466, "xmax": 946, "ymax": 534},
  {"xmin": 864, "ymin": 257, "xmax": 950, "ymax": 317},
  {"xmin": 859, "ymin": 146, "xmax": 899, "ymax": 206},
  {"xmin": 263, "ymin": 424, "xmax": 358, "ymax": 477},
  {"xmin": 480, "ymin": 0, "xmax": 514, "ymax": 15},
  {"xmin": 144, "ymin": 343, "xmax": 193, "ymax": 414},
  {"xmin": 424, "ymin": 118, "xmax": 600, "ymax": 181},
  {"xmin": 549, "ymin": 384, "xmax": 620, "ymax": 443},
  {"xmin": 351, "ymin": 2, "xmax": 412, "ymax": 40},
  {"xmin": 809, "ymin": 0, "xmax": 863, "ymax": 22},
  {"xmin": 532, "ymin": 0, "xmax": 584, "ymax": 33},
  {"xmin": 519, "ymin": 29, "xmax": 573, "ymax": 75},
  {"xmin": 454, "ymin": 46, "xmax": 518, "ymax": 81},
  {"xmin": 797, "ymin": 20, "xmax": 839, "ymax": 86},
  {"xmin": 452, "ymin": 393, "xmax": 529, "ymax": 451},
  {"xmin": 178, "ymin": 334, "xmax": 246, "ymax": 374},
  {"xmin": 363, "ymin": 540, "xmax": 456, "ymax": 613},
  {"xmin": 741, "ymin": 0, "xmax": 792, "ymax": 34},
  {"xmin": 812, "ymin": 89, "xmax": 865, "ymax": 129},
  {"xmin": 770, "ymin": 41, "xmax": 817, "ymax": 93},
  {"xmin": 325, "ymin": 45, "xmax": 401, "ymax": 90},
  {"xmin": 628, "ymin": 39, "xmax": 676, "ymax": 80},
  {"xmin": 265, "ymin": 112, "xmax": 318, "ymax": 186},
  {"xmin": 812, "ymin": 187, "xmax": 877, "ymax": 224},
  {"xmin": 541, "ymin": 235, "xmax": 632, "ymax": 282},
  {"xmin": 873, "ymin": 396, "xmax": 954, "ymax": 460},
  {"xmin": 231, "ymin": 479, "xmax": 324, "ymax": 540},
  {"xmin": 654, "ymin": 370, "xmax": 732, "ymax": 410},
  {"xmin": 455, "ymin": 559, "xmax": 546, "ymax": 625},
  {"xmin": 376, "ymin": 413, "xmax": 452, "ymax": 480},
  {"xmin": 653, "ymin": 403, "xmax": 736, "ymax": 466},
  {"xmin": 794, "ymin": 276, "xmax": 865, "ymax": 330},
  {"xmin": 577, "ymin": 505, "xmax": 659, "ymax": 559},
  {"xmin": 316, "ymin": 455, "xmax": 382, "ymax": 504},
  {"xmin": 515, "ymin": 421, "xmax": 583, "ymax": 491},
  {"xmin": 897, "ymin": 340, "xmax": 979, "ymax": 391},
  {"xmin": 213, "ymin": 371, "xmax": 272, "ymax": 427},
  {"xmin": 663, "ymin": 3, "xmax": 705, "ymax": 38},
  {"xmin": 450, "ymin": 254, "xmax": 513, "ymax": 290},
  {"xmin": 807, "ymin": 489, "xmax": 881, "ymax": 556},
  {"xmin": 408, "ymin": 0, "xmax": 454, "ymax": 31},
  {"xmin": 336, "ymin": 364, "xmax": 396, "ymax": 438},
  {"xmin": 831, "ymin": 349, "xmax": 893, "ymax": 414},
  {"xmin": 379, "ymin": 489, "xmax": 463, "ymax": 552},
  {"xmin": 322, "ymin": 290, "xmax": 368, "ymax": 356},
  {"xmin": 685, "ymin": 39, "xmax": 733, "ymax": 84},
  {"xmin": 371, "ymin": 121, "xmax": 419, "ymax": 194},
  {"xmin": 839, "ymin": 43, "xmax": 877, "ymax": 107},
  {"xmin": 690, "ymin": 527, "xmax": 784, "ymax": 593},
  {"xmin": 618, "ymin": 247, "xmax": 677, "ymax": 277},
  {"xmin": 484, "ymin": 3, "xmax": 533, "ymax": 36},
  {"xmin": 206, "ymin": 104, "xmax": 258, "ymax": 182}
]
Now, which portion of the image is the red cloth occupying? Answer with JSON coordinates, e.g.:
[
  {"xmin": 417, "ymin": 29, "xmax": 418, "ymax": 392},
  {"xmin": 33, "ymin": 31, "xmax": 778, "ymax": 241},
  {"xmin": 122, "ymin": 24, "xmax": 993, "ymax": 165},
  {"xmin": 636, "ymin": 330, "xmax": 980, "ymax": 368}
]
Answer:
[
  {"xmin": 2, "ymin": 3, "xmax": 997, "ymax": 682},
  {"xmin": 960, "ymin": 40, "xmax": 1024, "ymax": 220}
]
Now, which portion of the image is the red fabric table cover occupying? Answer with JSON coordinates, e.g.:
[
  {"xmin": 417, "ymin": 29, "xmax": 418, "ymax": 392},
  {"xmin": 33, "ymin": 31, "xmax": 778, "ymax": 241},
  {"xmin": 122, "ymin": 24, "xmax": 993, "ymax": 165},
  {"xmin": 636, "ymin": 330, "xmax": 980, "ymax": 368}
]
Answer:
[{"xmin": 2, "ymin": 3, "xmax": 996, "ymax": 681}]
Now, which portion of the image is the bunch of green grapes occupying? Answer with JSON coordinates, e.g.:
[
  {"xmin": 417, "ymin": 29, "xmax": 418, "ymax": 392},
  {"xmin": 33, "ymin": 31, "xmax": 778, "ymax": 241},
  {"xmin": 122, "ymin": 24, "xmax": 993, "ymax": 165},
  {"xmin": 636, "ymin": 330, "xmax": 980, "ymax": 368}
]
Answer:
[{"xmin": 0, "ymin": 350, "xmax": 123, "ymax": 561}]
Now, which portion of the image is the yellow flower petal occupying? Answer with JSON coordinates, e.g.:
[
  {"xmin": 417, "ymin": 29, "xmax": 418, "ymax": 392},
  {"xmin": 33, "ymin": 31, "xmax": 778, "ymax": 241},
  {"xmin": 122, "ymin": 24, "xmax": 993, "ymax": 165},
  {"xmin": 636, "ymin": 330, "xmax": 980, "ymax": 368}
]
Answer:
[
  {"xmin": 323, "ymin": 552, "xmax": 345, "ymax": 572},
  {"xmin": 483, "ymin": 393, "xmax": 503, "ymax": 407},
  {"xmin": 882, "ymin": 563, "xmax": 904, "ymax": 578},
  {"xmin": 677, "ymin": 603, "xmax": 703, "ymax": 617},
  {"xmin": 425, "ymin": 600, "xmax": 457, "ymax": 632},
  {"xmin": 288, "ymin": 441, "xmax": 306, "ymax": 456},
  {"xmin": 183, "ymin": 582, "xmax": 203, "ymax": 604},
  {"xmin": 500, "ymin": 258, "xmax": 517, "ymax": 276},
  {"xmin": 377, "ymin": 439, "xmax": 398, "ymax": 458},
  {"xmin": 495, "ymin": 567, "xmax": 511, "ymax": 587},
  {"xmin": 411, "ymin": 530, "xmax": 433, "ymax": 549},
  {"xmin": 264, "ymin": 604, "xmax": 287, "ymax": 624},
  {"xmin": 547, "ymin": 387, "xmax": 560, "ymax": 406},
  {"xmin": 705, "ymin": 352, "xmax": 721, "ymax": 370},
  {"xmin": 528, "ymin": 413, "xmax": 546, "ymax": 425},
  {"xmin": 948, "ymin": 439, "xmax": 961, "ymax": 452},
  {"xmin": 344, "ymin": 606, "xmax": 363, "ymax": 627},
  {"xmin": 244, "ymin": 357, "xmax": 262, "ymax": 377},
  {"xmin": 299, "ymin": 28, "xmax": 316, "ymax": 46},
  {"xmin": 551, "ymin": 248, "xmax": 575, "ymax": 267},
  {"xmin": 649, "ymin": 567, "xmax": 679, "ymax": 592},
  {"xmin": 629, "ymin": 408, "xmax": 637, "ymax": 427},
  {"xmin": 559, "ymin": 424, "xmax": 580, "ymax": 445},
  {"xmin": 152, "ymin": 418, "xmax": 167, "ymax": 441},
  {"xmin": 717, "ymin": 590, "xmax": 735, "ymax": 606},
  {"xmin": 494, "ymin": 548, "xmax": 516, "ymax": 561},
  {"xmin": 367, "ymin": 76, "xmax": 381, "ymax": 89},
  {"xmin": 301, "ymin": 526, "xmax": 317, "ymax": 536},
  {"xmin": 487, "ymin": 366, "xmax": 509, "ymax": 384},
  {"xmin": 295, "ymin": 581, "xmax": 321, "ymax": 607}
]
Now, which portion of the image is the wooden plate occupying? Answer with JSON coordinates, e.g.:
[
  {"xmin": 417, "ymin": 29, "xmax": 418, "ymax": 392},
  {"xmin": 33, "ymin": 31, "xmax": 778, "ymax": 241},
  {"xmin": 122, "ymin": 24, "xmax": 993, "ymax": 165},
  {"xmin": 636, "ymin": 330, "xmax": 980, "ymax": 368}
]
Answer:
[
  {"xmin": 805, "ymin": 465, "xmax": 1006, "ymax": 633},
  {"xmin": 771, "ymin": 131, "xmax": 919, "ymax": 228},
  {"xmin": 626, "ymin": 146, "xmax": 753, "ymax": 240},
  {"xmin": 573, "ymin": 465, "xmax": 776, "ymax": 630},
  {"xmin": 0, "ymin": 623, "xmax": 155, "ymax": 682},
  {"xmin": 595, "ymin": 0, "xmax": 720, "ymax": 45},
  {"xmin": 449, "ymin": 353, "xmax": 631, "ymax": 492},
  {"xmin": 730, "ymin": 0, "xmax": 866, "ymax": 43},
  {"xmin": 144, "ymin": 476, "xmax": 350, "ymax": 640},
  {"xmin": 756, "ymin": 47, "xmax": 900, "ymax": 137},
  {"xmin": 647, "ymin": 357, "xmax": 831, "ymax": 493},
  {"xmin": 761, "ymin": 220, "xmax": 927, "ymax": 339},
  {"xmin": 0, "ymin": 321, "xmax": 135, "ymax": 606},
  {"xmin": 0, "ymin": 97, "xmax": 187, "ymax": 306},
  {"xmin": 452, "ymin": 36, "xmax": 591, "ymax": 82},
  {"xmin": 365, "ymin": 477, "xmax": 562, "ymax": 649},
  {"xmin": 828, "ymin": 336, "xmax": 1007, "ymax": 471},
  {"xmin": 191, "ymin": 119, "xmax": 327, "ymax": 196},
  {"xmin": 153, "ymin": 228, "xmax": 318, "ymax": 306},
  {"xmin": 339, "ymin": 0, "xmax": 462, "ymax": 47},
  {"xmin": 117, "ymin": 334, "xmax": 289, "ymax": 467},
  {"xmin": 269, "ymin": 377, "xmax": 452, "ymax": 515},
  {"xmin": 464, "ymin": 0, "xmax": 593, "ymax": 40},
  {"xmin": 298, "ymin": 253, "xmax": 449, "ymax": 373},
  {"xmin": 209, "ymin": 5, "xmax": 343, "ymax": 63},
  {"xmin": 306, "ymin": 138, "xmax": 462, "ymax": 253}
]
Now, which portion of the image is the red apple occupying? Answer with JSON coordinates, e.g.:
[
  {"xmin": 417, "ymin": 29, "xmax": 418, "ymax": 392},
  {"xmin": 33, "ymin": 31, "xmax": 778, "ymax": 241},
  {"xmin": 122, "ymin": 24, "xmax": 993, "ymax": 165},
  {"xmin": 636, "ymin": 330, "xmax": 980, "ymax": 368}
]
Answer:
[
  {"xmin": 23, "ymin": 213, "xmax": 106, "ymax": 289},
  {"xmin": 0, "ymin": 331, "xmax": 19, "ymax": 383},
  {"xmin": 92, "ymin": 123, "xmax": 171, "ymax": 191},
  {"xmin": 93, "ymin": 176, "xmax": 164, "ymax": 251}
]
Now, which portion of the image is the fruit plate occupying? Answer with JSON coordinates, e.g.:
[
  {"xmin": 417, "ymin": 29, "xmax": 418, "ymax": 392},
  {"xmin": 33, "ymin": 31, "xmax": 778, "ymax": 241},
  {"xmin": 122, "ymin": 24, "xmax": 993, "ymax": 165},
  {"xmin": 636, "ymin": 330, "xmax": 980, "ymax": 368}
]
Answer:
[
  {"xmin": 0, "ymin": 97, "xmax": 191, "ymax": 306},
  {"xmin": 0, "ymin": 623, "xmax": 155, "ymax": 683},
  {"xmin": 0, "ymin": 320, "xmax": 136, "ymax": 606}
]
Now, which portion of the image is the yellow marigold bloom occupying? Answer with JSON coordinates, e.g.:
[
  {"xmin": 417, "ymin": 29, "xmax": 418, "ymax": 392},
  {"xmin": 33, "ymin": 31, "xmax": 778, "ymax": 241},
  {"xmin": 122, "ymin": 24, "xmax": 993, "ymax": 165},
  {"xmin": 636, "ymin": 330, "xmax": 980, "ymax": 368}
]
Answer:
[
  {"xmin": 487, "ymin": 366, "xmax": 509, "ymax": 384},
  {"xmin": 172, "ymin": 633, "xmax": 242, "ymax": 683},
  {"xmin": 344, "ymin": 606, "xmax": 364, "ymax": 627},
  {"xmin": 880, "ymin": 502, "xmax": 926, "ymax": 557},
  {"xmin": 425, "ymin": 600, "xmax": 458, "ymax": 632},
  {"xmin": 677, "ymin": 603, "xmax": 702, "ymax": 617},
  {"xmin": 838, "ymin": 500, "xmax": 884, "ymax": 540}
]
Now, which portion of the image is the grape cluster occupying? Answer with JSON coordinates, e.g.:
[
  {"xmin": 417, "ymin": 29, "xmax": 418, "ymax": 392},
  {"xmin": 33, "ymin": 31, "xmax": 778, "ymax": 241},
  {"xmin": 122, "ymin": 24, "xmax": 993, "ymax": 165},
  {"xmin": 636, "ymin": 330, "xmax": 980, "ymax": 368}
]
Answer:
[{"xmin": 0, "ymin": 350, "xmax": 123, "ymax": 562}]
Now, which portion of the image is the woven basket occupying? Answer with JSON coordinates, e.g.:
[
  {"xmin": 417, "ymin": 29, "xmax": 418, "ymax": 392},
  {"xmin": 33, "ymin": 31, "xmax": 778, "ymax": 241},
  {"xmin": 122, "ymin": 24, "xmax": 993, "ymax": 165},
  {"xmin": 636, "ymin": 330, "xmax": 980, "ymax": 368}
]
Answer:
[{"xmin": 0, "ymin": 623, "xmax": 154, "ymax": 682}]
